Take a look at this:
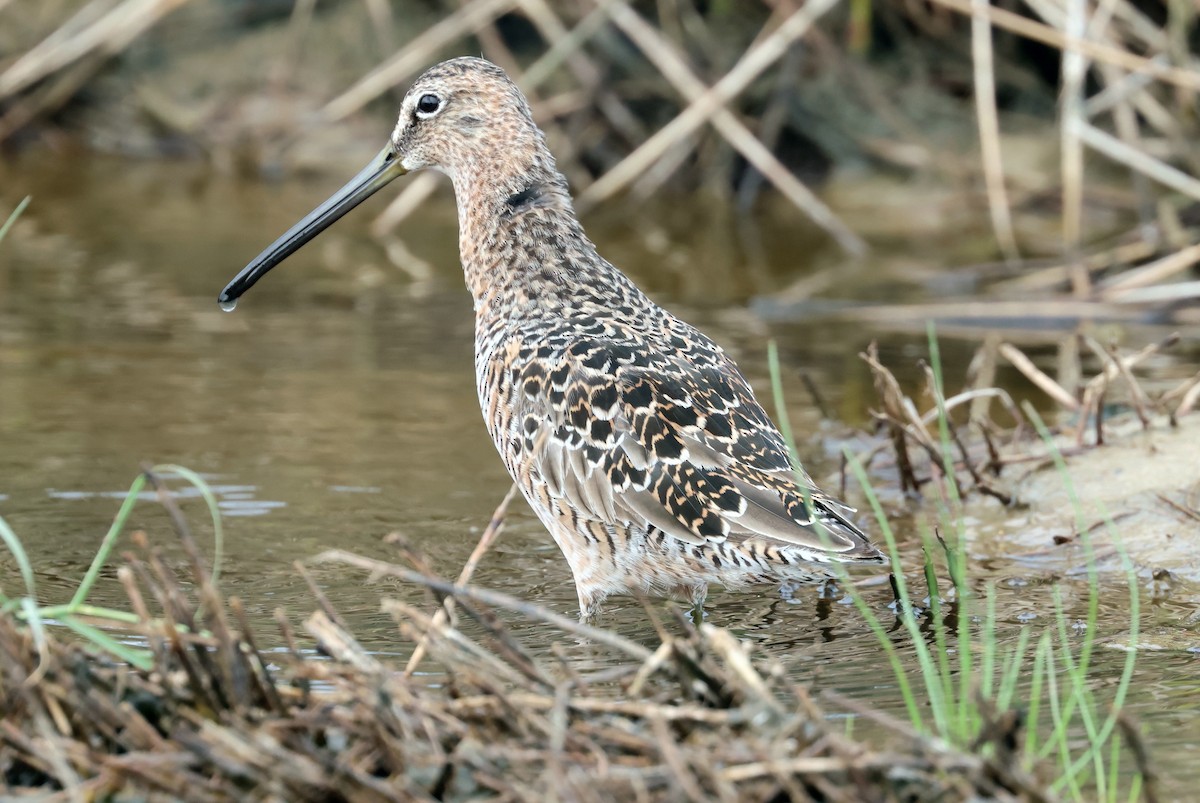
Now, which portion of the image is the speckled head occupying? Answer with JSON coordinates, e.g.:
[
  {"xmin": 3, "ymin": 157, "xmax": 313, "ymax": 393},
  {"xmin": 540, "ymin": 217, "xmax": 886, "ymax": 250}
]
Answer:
[
  {"xmin": 390, "ymin": 57, "xmax": 548, "ymax": 185},
  {"xmin": 218, "ymin": 57, "xmax": 553, "ymax": 306}
]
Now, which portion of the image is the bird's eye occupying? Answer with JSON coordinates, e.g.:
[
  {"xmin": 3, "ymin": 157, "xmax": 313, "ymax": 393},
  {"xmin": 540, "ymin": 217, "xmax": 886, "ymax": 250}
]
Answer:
[{"xmin": 415, "ymin": 94, "xmax": 442, "ymax": 118}]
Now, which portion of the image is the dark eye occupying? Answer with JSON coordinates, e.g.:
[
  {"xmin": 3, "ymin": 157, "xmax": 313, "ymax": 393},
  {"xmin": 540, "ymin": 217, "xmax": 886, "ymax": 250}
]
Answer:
[{"xmin": 415, "ymin": 94, "xmax": 441, "ymax": 116}]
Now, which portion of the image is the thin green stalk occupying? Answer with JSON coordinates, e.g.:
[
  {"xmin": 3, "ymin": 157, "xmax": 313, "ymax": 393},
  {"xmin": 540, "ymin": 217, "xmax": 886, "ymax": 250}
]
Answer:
[
  {"xmin": 1025, "ymin": 404, "xmax": 1100, "ymax": 677},
  {"xmin": 980, "ymin": 584, "xmax": 998, "ymax": 700},
  {"xmin": 67, "ymin": 464, "xmax": 224, "ymax": 611},
  {"xmin": 918, "ymin": 524, "xmax": 956, "ymax": 732},
  {"xmin": 926, "ymin": 324, "xmax": 962, "ymax": 501},
  {"xmin": 62, "ymin": 615, "xmax": 153, "ymax": 671},
  {"xmin": 0, "ymin": 195, "xmax": 30, "ymax": 243},
  {"xmin": 845, "ymin": 453, "xmax": 949, "ymax": 732},
  {"xmin": 1108, "ymin": 732, "xmax": 1121, "ymax": 803},
  {"xmin": 766, "ymin": 341, "xmax": 801, "ymax": 468},
  {"xmin": 1043, "ymin": 643, "xmax": 1086, "ymax": 800},
  {"xmin": 765, "ymin": 342, "xmax": 926, "ymax": 729},
  {"xmin": 926, "ymin": 325, "xmax": 978, "ymax": 740},
  {"xmin": 1053, "ymin": 512, "xmax": 1142, "ymax": 792},
  {"xmin": 1025, "ymin": 632, "xmax": 1051, "ymax": 758},
  {"xmin": 3, "ymin": 465, "xmax": 227, "ymax": 668},
  {"xmin": 996, "ymin": 624, "xmax": 1032, "ymax": 712},
  {"xmin": 69, "ymin": 473, "xmax": 148, "ymax": 609},
  {"xmin": 1126, "ymin": 773, "xmax": 1142, "ymax": 803},
  {"xmin": 1024, "ymin": 403, "xmax": 1143, "ymax": 795},
  {"xmin": 0, "ymin": 514, "xmax": 37, "ymax": 602},
  {"xmin": 38, "ymin": 604, "xmax": 144, "ymax": 625},
  {"xmin": 155, "ymin": 463, "xmax": 225, "ymax": 587},
  {"xmin": 1035, "ymin": 587, "xmax": 1094, "ymax": 763},
  {"xmin": 767, "ymin": 339, "xmax": 1143, "ymax": 798},
  {"xmin": 20, "ymin": 597, "xmax": 48, "ymax": 674}
]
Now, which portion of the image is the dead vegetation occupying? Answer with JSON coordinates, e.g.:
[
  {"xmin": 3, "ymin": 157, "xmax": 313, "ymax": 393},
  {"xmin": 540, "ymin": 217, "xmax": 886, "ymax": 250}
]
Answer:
[
  {"xmin": 852, "ymin": 328, "xmax": 1198, "ymax": 506},
  {"xmin": 2, "ymin": 472, "xmax": 1052, "ymax": 801}
]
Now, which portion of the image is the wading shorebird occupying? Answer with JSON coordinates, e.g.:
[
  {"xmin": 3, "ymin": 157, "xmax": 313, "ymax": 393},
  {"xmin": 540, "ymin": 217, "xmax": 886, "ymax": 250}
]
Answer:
[{"xmin": 219, "ymin": 57, "xmax": 885, "ymax": 620}]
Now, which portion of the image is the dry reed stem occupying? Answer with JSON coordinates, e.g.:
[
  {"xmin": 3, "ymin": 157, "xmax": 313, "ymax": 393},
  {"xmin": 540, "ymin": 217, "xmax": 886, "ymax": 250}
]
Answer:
[
  {"xmin": 1099, "ymin": 241, "xmax": 1200, "ymax": 296},
  {"xmin": 372, "ymin": 171, "xmax": 443, "ymax": 235},
  {"xmin": 991, "ymin": 237, "xmax": 1163, "ymax": 293},
  {"xmin": 965, "ymin": 335, "xmax": 1000, "ymax": 425},
  {"xmin": 920, "ymin": 387, "xmax": 1022, "ymax": 430},
  {"xmin": 999, "ymin": 342, "xmax": 1080, "ymax": 410},
  {"xmin": 1060, "ymin": 0, "xmax": 1089, "ymax": 297},
  {"xmin": 1094, "ymin": 59, "xmax": 1156, "ymax": 231},
  {"xmin": 970, "ymin": 0, "xmax": 1019, "ymax": 264},
  {"xmin": 1080, "ymin": 336, "xmax": 1152, "ymax": 428},
  {"xmin": 861, "ymin": 342, "xmax": 921, "ymax": 492},
  {"xmin": 320, "ymin": 0, "xmax": 518, "ymax": 123},
  {"xmin": 404, "ymin": 483, "xmax": 518, "ymax": 675},
  {"xmin": 830, "ymin": 299, "xmax": 1146, "ymax": 327},
  {"xmin": 929, "ymin": 0, "xmax": 1200, "ymax": 92},
  {"xmin": 604, "ymin": 1, "xmax": 866, "ymax": 256},
  {"xmin": 519, "ymin": 1, "xmax": 615, "ymax": 90},
  {"xmin": 1103, "ymin": 280, "xmax": 1200, "ymax": 304},
  {"xmin": 1156, "ymin": 492, "xmax": 1200, "ymax": 524},
  {"xmin": 732, "ymin": 43, "xmax": 803, "ymax": 209},
  {"xmin": 1160, "ymin": 371, "xmax": 1200, "ymax": 421},
  {"xmin": 0, "ymin": 0, "xmax": 191, "ymax": 100},
  {"xmin": 1105, "ymin": 340, "xmax": 1157, "ymax": 427},
  {"xmin": 0, "ymin": 0, "xmax": 197, "ymax": 143},
  {"xmin": 1078, "ymin": 123, "xmax": 1200, "ymax": 202},
  {"xmin": 518, "ymin": 0, "xmax": 647, "ymax": 147},
  {"xmin": 269, "ymin": 0, "xmax": 318, "ymax": 88},
  {"xmin": 1069, "ymin": 333, "xmax": 1178, "ymax": 442},
  {"xmin": 313, "ymin": 548, "xmax": 653, "ymax": 661},
  {"xmin": 579, "ymin": 0, "xmax": 840, "ymax": 209},
  {"xmin": 1176, "ymin": 376, "xmax": 1200, "ymax": 418}
]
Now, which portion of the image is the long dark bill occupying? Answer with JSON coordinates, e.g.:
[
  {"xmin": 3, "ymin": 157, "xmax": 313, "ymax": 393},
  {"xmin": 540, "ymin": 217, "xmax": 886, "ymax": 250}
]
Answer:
[{"xmin": 218, "ymin": 145, "xmax": 407, "ymax": 306}]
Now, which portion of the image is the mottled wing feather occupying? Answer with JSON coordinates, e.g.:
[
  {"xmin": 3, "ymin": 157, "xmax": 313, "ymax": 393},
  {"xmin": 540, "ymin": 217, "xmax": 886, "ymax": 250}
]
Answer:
[{"xmin": 515, "ymin": 336, "xmax": 878, "ymax": 560}]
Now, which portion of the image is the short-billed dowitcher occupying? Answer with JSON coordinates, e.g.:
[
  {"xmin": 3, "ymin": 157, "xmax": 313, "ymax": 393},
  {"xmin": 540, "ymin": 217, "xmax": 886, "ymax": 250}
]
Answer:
[{"xmin": 219, "ymin": 57, "xmax": 885, "ymax": 620}]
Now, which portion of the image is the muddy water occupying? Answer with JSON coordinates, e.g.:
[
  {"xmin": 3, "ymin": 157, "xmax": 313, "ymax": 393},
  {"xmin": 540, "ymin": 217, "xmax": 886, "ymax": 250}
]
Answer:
[{"xmin": 2, "ymin": 152, "xmax": 1198, "ymax": 793}]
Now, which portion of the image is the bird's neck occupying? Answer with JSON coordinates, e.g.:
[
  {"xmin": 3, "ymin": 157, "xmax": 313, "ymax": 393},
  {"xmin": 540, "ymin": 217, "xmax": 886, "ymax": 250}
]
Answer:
[{"xmin": 450, "ymin": 149, "xmax": 599, "ymax": 308}]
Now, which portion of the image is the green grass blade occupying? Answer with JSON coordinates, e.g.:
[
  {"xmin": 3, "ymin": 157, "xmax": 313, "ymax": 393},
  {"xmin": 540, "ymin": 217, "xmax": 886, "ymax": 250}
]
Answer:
[
  {"xmin": 0, "ymin": 195, "xmax": 30, "ymax": 244},
  {"xmin": 980, "ymin": 583, "xmax": 997, "ymax": 701},
  {"xmin": 766, "ymin": 341, "xmax": 802, "ymax": 468},
  {"xmin": 20, "ymin": 596, "xmax": 48, "ymax": 669},
  {"xmin": 152, "ymin": 464, "xmax": 225, "ymax": 586},
  {"xmin": 1024, "ymin": 632, "xmax": 1051, "ymax": 758},
  {"xmin": 69, "ymin": 473, "xmax": 148, "ymax": 610},
  {"xmin": 1023, "ymin": 403, "xmax": 1143, "ymax": 796},
  {"xmin": 996, "ymin": 624, "xmax": 1031, "ymax": 712},
  {"xmin": 844, "ymin": 453, "xmax": 950, "ymax": 732},
  {"xmin": 0, "ymin": 513, "xmax": 37, "ymax": 601},
  {"xmin": 765, "ymin": 343, "xmax": 925, "ymax": 729},
  {"xmin": 61, "ymin": 615, "xmax": 154, "ymax": 671},
  {"xmin": 925, "ymin": 325, "xmax": 978, "ymax": 740}
]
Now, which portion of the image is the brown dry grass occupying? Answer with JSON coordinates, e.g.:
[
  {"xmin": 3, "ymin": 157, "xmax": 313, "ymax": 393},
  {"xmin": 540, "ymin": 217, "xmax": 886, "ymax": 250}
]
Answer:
[{"xmin": 0, "ymin": 476, "xmax": 1053, "ymax": 801}]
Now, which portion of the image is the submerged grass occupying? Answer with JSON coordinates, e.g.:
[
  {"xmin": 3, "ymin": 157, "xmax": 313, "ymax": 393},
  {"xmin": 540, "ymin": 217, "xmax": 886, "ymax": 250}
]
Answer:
[{"xmin": 767, "ymin": 324, "xmax": 1147, "ymax": 800}]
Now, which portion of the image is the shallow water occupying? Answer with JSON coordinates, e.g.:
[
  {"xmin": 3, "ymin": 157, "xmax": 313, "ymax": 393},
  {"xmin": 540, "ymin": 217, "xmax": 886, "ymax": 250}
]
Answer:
[{"xmin": 2, "ymin": 151, "xmax": 1198, "ymax": 794}]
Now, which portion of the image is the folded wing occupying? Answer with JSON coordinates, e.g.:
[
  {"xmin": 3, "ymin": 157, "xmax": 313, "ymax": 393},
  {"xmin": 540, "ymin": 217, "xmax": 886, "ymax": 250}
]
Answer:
[{"xmin": 510, "ymin": 335, "xmax": 884, "ymax": 564}]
